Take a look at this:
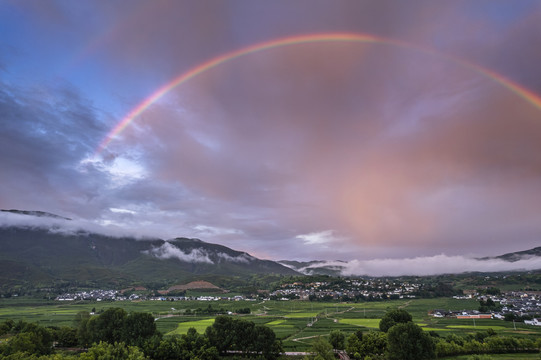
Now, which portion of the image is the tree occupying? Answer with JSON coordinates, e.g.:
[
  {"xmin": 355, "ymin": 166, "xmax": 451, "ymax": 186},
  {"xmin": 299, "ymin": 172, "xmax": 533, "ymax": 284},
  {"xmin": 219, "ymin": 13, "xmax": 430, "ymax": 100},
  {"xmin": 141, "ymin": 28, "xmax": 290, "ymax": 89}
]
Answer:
[
  {"xmin": 145, "ymin": 329, "xmax": 218, "ymax": 360},
  {"xmin": 0, "ymin": 319, "xmax": 14, "ymax": 336},
  {"xmin": 87, "ymin": 308, "xmax": 127, "ymax": 344},
  {"xmin": 386, "ymin": 322, "xmax": 435, "ymax": 360},
  {"xmin": 74, "ymin": 311, "xmax": 92, "ymax": 347},
  {"xmin": 329, "ymin": 330, "xmax": 345, "ymax": 350},
  {"xmin": 56, "ymin": 326, "xmax": 78, "ymax": 347},
  {"xmin": 253, "ymin": 325, "xmax": 282, "ymax": 360},
  {"xmin": 346, "ymin": 331, "xmax": 387, "ymax": 360},
  {"xmin": 379, "ymin": 309, "xmax": 413, "ymax": 333},
  {"xmin": 205, "ymin": 315, "xmax": 280, "ymax": 359},
  {"xmin": 1, "ymin": 325, "xmax": 55, "ymax": 357},
  {"xmin": 361, "ymin": 331, "xmax": 387, "ymax": 359},
  {"xmin": 346, "ymin": 333, "xmax": 362, "ymax": 359},
  {"xmin": 121, "ymin": 312, "xmax": 158, "ymax": 348},
  {"xmin": 79, "ymin": 341, "xmax": 147, "ymax": 360},
  {"xmin": 205, "ymin": 316, "xmax": 234, "ymax": 354},
  {"xmin": 182, "ymin": 328, "xmax": 219, "ymax": 360},
  {"xmin": 308, "ymin": 336, "xmax": 334, "ymax": 360}
]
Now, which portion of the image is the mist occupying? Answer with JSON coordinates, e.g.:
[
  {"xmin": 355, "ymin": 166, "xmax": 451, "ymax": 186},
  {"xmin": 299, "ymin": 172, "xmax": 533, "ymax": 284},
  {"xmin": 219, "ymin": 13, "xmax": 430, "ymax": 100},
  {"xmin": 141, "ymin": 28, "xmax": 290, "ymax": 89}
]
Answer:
[
  {"xmin": 338, "ymin": 255, "xmax": 541, "ymax": 276},
  {"xmin": 0, "ymin": 211, "xmax": 158, "ymax": 240}
]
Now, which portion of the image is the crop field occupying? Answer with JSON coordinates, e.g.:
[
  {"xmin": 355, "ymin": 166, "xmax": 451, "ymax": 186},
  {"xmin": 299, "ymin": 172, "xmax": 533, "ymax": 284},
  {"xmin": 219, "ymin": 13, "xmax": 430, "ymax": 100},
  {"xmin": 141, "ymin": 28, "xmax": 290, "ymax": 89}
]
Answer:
[
  {"xmin": 1, "ymin": 297, "xmax": 540, "ymax": 352},
  {"xmin": 167, "ymin": 318, "xmax": 216, "ymax": 335},
  {"xmin": 337, "ymin": 318, "xmax": 381, "ymax": 328}
]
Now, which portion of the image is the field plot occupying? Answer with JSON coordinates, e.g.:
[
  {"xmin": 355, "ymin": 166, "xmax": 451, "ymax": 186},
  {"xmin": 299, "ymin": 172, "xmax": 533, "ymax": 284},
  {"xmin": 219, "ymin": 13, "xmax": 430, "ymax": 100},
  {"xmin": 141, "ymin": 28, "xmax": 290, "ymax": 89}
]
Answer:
[
  {"xmin": 266, "ymin": 320, "xmax": 300, "ymax": 339},
  {"xmin": 167, "ymin": 318, "xmax": 215, "ymax": 335},
  {"xmin": 266, "ymin": 319, "xmax": 286, "ymax": 325},
  {"xmin": 283, "ymin": 311, "xmax": 320, "ymax": 318},
  {"xmin": 337, "ymin": 318, "xmax": 380, "ymax": 328}
]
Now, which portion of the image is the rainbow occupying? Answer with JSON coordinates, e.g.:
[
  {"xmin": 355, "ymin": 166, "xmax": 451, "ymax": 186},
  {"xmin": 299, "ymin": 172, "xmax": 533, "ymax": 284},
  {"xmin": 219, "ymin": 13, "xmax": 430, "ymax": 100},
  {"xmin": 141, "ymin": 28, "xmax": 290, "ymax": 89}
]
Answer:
[{"xmin": 95, "ymin": 32, "xmax": 541, "ymax": 155}]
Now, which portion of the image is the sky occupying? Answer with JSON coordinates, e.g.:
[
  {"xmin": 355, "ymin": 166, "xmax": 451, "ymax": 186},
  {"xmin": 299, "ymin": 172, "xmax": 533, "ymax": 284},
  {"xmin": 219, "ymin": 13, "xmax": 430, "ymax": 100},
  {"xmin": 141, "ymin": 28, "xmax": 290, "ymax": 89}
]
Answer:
[{"xmin": 1, "ymin": 0, "xmax": 541, "ymax": 267}]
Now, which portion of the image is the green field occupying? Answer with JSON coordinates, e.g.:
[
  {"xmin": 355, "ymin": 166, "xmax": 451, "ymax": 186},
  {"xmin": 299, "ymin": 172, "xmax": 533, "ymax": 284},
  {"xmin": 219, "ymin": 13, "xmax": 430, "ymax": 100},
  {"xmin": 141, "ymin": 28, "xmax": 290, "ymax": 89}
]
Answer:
[
  {"xmin": 284, "ymin": 311, "xmax": 320, "ymax": 318},
  {"xmin": 1, "ymin": 297, "xmax": 540, "ymax": 353},
  {"xmin": 337, "ymin": 318, "xmax": 381, "ymax": 328},
  {"xmin": 167, "ymin": 318, "xmax": 216, "ymax": 335}
]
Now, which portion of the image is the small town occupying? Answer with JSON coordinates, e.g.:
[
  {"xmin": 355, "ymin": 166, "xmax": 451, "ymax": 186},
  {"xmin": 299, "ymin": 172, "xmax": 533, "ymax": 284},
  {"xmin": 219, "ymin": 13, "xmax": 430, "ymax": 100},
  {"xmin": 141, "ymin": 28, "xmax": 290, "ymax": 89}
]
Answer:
[
  {"xmin": 269, "ymin": 279, "xmax": 420, "ymax": 301},
  {"xmin": 436, "ymin": 291, "xmax": 541, "ymax": 325},
  {"xmin": 54, "ymin": 281, "xmax": 541, "ymax": 327}
]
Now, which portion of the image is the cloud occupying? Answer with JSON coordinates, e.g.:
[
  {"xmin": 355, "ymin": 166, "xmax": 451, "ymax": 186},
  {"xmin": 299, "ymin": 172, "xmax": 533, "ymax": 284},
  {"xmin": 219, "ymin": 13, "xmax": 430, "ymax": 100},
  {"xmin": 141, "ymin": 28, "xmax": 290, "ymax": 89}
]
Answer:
[
  {"xmin": 118, "ymin": 37, "xmax": 541, "ymax": 260},
  {"xmin": 0, "ymin": 79, "xmax": 112, "ymax": 217},
  {"xmin": 145, "ymin": 241, "xmax": 214, "ymax": 264},
  {"xmin": 297, "ymin": 230, "xmax": 343, "ymax": 246},
  {"xmin": 193, "ymin": 225, "xmax": 243, "ymax": 237},
  {"xmin": 0, "ymin": 210, "xmax": 157, "ymax": 240},
  {"xmin": 2, "ymin": 1, "xmax": 541, "ymax": 262},
  {"xmin": 283, "ymin": 260, "xmax": 347, "ymax": 275},
  {"xmin": 215, "ymin": 252, "xmax": 254, "ymax": 264},
  {"xmin": 286, "ymin": 255, "xmax": 541, "ymax": 277},
  {"xmin": 339, "ymin": 255, "xmax": 541, "ymax": 277}
]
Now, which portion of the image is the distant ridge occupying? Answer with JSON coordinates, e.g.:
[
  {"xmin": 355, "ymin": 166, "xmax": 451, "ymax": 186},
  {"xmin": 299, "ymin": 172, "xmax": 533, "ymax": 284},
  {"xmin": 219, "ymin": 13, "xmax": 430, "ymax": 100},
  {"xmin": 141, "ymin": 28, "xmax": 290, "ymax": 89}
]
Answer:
[
  {"xmin": 1, "ymin": 209, "xmax": 71, "ymax": 220},
  {"xmin": 479, "ymin": 246, "xmax": 541, "ymax": 262}
]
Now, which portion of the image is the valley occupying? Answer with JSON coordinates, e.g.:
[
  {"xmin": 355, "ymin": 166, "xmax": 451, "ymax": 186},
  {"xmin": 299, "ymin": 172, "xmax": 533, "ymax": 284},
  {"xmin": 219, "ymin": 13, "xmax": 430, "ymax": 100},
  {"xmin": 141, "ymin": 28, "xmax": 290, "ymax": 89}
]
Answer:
[{"xmin": 1, "ymin": 296, "xmax": 540, "ymax": 354}]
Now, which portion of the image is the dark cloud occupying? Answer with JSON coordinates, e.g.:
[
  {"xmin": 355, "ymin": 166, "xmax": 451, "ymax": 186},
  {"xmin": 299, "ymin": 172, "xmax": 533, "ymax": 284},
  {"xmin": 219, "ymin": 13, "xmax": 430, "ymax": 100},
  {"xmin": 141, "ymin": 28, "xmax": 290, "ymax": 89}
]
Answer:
[{"xmin": 0, "ymin": 79, "xmax": 110, "ymax": 216}]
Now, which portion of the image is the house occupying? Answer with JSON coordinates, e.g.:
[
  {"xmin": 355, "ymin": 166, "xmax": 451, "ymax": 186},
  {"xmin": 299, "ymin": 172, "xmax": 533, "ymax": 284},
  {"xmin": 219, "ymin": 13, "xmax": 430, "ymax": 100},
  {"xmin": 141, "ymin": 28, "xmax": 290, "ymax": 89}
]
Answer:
[{"xmin": 524, "ymin": 318, "xmax": 541, "ymax": 326}]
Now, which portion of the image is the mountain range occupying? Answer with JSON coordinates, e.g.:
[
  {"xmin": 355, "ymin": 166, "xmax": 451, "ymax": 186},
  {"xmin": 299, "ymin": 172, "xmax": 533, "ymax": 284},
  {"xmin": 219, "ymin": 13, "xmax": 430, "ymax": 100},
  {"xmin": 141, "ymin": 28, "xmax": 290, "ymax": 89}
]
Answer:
[
  {"xmin": 0, "ymin": 209, "xmax": 297, "ymax": 289},
  {"xmin": 0, "ymin": 209, "xmax": 540, "ymax": 289}
]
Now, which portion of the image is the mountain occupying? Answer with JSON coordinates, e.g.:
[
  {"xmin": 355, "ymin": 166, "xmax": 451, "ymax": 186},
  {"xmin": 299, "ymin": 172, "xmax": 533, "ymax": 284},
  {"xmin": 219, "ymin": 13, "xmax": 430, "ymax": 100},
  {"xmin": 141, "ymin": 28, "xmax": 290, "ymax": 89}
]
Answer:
[
  {"xmin": 0, "ymin": 210, "xmax": 298, "ymax": 289},
  {"xmin": 479, "ymin": 246, "xmax": 541, "ymax": 262},
  {"xmin": 1, "ymin": 209, "xmax": 71, "ymax": 220}
]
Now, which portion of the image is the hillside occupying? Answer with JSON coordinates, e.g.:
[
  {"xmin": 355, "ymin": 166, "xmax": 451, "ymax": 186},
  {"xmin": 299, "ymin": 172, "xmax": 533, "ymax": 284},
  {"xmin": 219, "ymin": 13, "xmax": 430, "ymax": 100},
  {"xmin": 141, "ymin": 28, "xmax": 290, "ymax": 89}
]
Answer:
[
  {"xmin": 481, "ymin": 246, "xmax": 541, "ymax": 262},
  {"xmin": 0, "ymin": 211, "xmax": 298, "ymax": 289}
]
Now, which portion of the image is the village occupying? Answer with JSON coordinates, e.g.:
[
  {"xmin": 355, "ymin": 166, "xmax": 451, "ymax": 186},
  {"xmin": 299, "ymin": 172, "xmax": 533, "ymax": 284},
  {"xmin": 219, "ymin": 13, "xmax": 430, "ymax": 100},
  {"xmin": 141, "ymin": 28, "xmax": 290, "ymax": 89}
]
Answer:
[
  {"xmin": 434, "ymin": 290, "xmax": 541, "ymax": 325},
  {"xmin": 55, "ymin": 289, "xmax": 249, "ymax": 302},
  {"xmin": 55, "ymin": 280, "xmax": 541, "ymax": 326},
  {"xmin": 268, "ymin": 278, "xmax": 421, "ymax": 301}
]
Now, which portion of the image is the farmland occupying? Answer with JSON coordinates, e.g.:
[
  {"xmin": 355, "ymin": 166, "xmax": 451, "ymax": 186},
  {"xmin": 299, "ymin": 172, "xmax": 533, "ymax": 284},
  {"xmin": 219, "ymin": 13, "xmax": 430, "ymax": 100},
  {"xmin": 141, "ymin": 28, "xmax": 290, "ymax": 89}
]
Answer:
[{"xmin": 1, "ymin": 297, "xmax": 540, "ymax": 353}]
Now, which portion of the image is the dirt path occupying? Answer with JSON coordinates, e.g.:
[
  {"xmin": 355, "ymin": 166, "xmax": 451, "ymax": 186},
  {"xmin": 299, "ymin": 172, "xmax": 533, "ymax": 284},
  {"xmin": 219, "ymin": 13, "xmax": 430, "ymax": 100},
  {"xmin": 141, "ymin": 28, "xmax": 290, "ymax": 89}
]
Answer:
[
  {"xmin": 291, "ymin": 334, "xmax": 327, "ymax": 343},
  {"xmin": 398, "ymin": 300, "xmax": 412, "ymax": 309}
]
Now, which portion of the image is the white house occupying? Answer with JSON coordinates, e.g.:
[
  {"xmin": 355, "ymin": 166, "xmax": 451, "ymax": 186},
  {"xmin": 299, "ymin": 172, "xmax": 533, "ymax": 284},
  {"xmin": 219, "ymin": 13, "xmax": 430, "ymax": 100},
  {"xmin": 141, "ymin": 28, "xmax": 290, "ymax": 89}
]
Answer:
[{"xmin": 524, "ymin": 318, "xmax": 541, "ymax": 326}]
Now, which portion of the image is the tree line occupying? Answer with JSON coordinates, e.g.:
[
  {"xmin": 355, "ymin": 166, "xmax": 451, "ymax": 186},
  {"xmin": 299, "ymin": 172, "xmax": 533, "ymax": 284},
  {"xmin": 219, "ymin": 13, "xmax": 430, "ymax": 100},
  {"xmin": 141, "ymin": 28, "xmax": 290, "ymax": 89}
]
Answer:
[
  {"xmin": 304, "ymin": 309, "xmax": 541, "ymax": 360},
  {"xmin": 0, "ymin": 309, "xmax": 281, "ymax": 360},
  {"xmin": 1, "ymin": 308, "xmax": 540, "ymax": 359}
]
